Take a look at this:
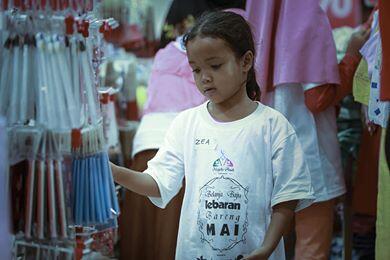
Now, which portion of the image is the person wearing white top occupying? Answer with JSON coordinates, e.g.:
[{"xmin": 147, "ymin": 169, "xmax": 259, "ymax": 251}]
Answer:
[
  {"xmin": 111, "ymin": 11, "xmax": 315, "ymax": 259},
  {"xmin": 145, "ymin": 101, "xmax": 315, "ymax": 259}
]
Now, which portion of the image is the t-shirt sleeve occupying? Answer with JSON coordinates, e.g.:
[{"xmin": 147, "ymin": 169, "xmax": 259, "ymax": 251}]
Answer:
[
  {"xmin": 271, "ymin": 131, "xmax": 315, "ymax": 212},
  {"xmin": 144, "ymin": 116, "xmax": 185, "ymax": 209}
]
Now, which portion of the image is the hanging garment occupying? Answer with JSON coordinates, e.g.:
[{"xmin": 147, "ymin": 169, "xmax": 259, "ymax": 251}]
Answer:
[
  {"xmin": 357, "ymin": 11, "xmax": 389, "ymax": 127},
  {"xmin": 366, "ymin": 32, "xmax": 389, "ymax": 127},
  {"xmin": 375, "ymin": 127, "xmax": 390, "ymax": 259},
  {"xmin": 246, "ymin": 0, "xmax": 340, "ymax": 101},
  {"xmin": 353, "ymin": 58, "xmax": 371, "ymax": 105},
  {"xmin": 360, "ymin": 29, "xmax": 379, "ymax": 77},
  {"xmin": 379, "ymin": 0, "xmax": 390, "ymax": 100},
  {"xmin": 387, "ymin": 122, "xmax": 390, "ymax": 166}
]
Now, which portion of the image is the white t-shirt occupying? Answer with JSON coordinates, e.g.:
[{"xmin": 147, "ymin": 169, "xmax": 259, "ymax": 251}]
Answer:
[
  {"xmin": 263, "ymin": 83, "xmax": 346, "ymax": 202},
  {"xmin": 145, "ymin": 102, "xmax": 314, "ymax": 260}
]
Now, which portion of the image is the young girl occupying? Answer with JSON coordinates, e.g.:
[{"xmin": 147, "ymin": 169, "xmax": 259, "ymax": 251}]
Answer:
[{"xmin": 111, "ymin": 11, "xmax": 314, "ymax": 260}]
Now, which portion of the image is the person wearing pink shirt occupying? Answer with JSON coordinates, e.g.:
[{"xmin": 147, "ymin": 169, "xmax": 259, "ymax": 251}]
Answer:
[{"xmin": 245, "ymin": 1, "xmax": 368, "ymax": 259}]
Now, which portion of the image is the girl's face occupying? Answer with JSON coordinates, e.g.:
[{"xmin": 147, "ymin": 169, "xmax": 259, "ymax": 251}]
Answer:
[{"xmin": 186, "ymin": 36, "xmax": 252, "ymax": 105}]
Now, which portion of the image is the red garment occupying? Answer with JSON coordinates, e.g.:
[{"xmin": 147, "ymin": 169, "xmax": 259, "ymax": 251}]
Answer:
[
  {"xmin": 352, "ymin": 128, "xmax": 381, "ymax": 216},
  {"xmin": 304, "ymin": 54, "xmax": 361, "ymax": 113},
  {"xmin": 379, "ymin": 0, "xmax": 390, "ymax": 101}
]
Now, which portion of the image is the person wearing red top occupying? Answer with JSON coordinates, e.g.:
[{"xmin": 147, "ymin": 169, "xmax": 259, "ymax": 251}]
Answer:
[
  {"xmin": 292, "ymin": 28, "xmax": 370, "ymax": 260},
  {"xmin": 304, "ymin": 29, "xmax": 369, "ymax": 114}
]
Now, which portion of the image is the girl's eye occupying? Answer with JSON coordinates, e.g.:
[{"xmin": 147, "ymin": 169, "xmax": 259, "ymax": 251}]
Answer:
[
  {"xmin": 211, "ymin": 64, "xmax": 222, "ymax": 70},
  {"xmin": 192, "ymin": 68, "xmax": 200, "ymax": 73}
]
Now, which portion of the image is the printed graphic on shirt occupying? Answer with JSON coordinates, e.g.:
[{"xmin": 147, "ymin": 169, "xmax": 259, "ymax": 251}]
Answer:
[
  {"xmin": 197, "ymin": 152, "xmax": 249, "ymax": 254},
  {"xmin": 212, "ymin": 151, "xmax": 234, "ymax": 174}
]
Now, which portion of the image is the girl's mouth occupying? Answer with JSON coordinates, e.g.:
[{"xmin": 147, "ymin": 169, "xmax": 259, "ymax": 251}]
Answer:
[{"xmin": 204, "ymin": 87, "xmax": 216, "ymax": 94}]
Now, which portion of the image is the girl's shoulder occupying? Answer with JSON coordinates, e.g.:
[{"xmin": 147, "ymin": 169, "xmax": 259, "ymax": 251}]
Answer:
[
  {"xmin": 255, "ymin": 103, "xmax": 297, "ymax": 142},
  {"xmin": 255, "ymin": 103, "xmax": 292, "ymax": 126},
  {"xmin": 170, "ymin": 102, "xmax": 295, "ymax": 137}
]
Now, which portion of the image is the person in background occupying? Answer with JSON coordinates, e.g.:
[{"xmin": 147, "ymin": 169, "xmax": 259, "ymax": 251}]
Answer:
[{"xmin": 245, "ymin": 1, "xmax": 370, "ymax": 259}]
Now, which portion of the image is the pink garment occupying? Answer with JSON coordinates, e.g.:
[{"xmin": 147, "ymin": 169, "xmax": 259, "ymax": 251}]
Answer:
[
  {"xmin": 246, "ymin": 0, "xmax": 340, "ymax": 98},
  {"xmin": 143, "ymin": 41, "xmax": 206, "ymax": 114}
]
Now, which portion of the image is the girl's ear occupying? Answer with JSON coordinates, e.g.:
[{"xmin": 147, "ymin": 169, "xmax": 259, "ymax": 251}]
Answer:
[{"xmin": 241, "ymin": 50, "xmax": 254, "ymax": 73}]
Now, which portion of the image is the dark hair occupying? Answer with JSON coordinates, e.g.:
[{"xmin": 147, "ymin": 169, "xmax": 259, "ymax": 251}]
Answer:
[{"xmin": 183, "ymin": 11, "xmax": 260, "ymax": 100}]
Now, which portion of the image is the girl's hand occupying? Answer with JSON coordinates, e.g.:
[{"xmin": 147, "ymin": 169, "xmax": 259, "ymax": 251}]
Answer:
[
  {"xmin": 242, "ymin": 247, "xmax": 271, "ymax": 260},
  {"xmin": 110, "ymin": 161, "xmax": 118, "ymax": 171},
  {"xmin": 108, "ymin": 162, "xmax": 161, "ymax": 197},
  {"xmin": 243, "ymin": 200, "xmax": 297, "ymax": 260},
  {"xmin": 110, "ymin": 162, "xmax": 119, "ymax": 181}
]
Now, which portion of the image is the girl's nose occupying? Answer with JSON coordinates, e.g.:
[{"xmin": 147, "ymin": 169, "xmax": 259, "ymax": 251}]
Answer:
[{"xmin": 201, "ymin": 73, "xmax": 212, "ymax": 84}]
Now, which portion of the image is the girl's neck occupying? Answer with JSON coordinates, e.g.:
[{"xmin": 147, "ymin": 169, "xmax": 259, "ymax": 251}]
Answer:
[{"xmin": 208, "ymin": 92, "xmax": 257, "ymax": 123}]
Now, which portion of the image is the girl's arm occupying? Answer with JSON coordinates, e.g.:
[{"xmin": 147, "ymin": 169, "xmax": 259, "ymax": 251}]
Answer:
[
  {"xmin": 111, "ymin": 162, "xmax": 161, "ymax": 197},
  {"xmin": 244, "ymin": 200, "xmax": 298, "ymax": 260}
]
